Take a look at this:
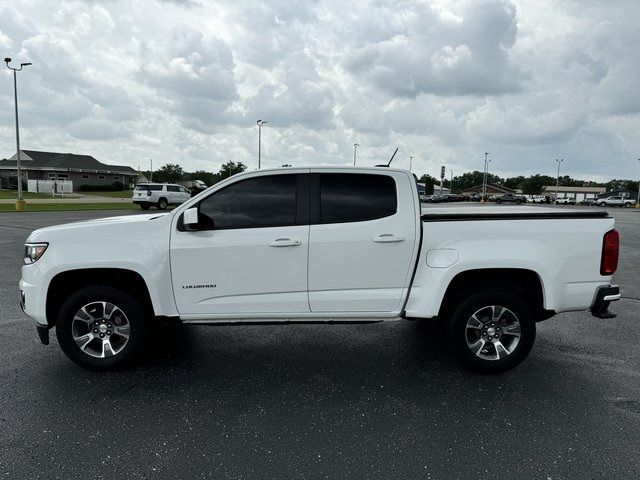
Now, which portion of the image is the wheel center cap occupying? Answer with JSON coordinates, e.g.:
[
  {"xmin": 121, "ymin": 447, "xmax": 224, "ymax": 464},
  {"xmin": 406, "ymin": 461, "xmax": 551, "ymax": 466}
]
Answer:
[
  {"xmin": 486, "ymin": 327, "xmax": 496, "ymax": 336},
  {"xmin": 98, "ymin": 324, "xmax": 108, "ymax": 334}
]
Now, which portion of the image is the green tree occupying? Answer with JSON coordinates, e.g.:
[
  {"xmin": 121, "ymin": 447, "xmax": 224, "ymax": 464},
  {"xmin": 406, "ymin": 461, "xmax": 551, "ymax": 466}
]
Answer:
[
  {"xmin": 218, "ymin": 161, "xmax": 247, "ymax": 180},
  {"xmin": 189, "ymin": 170, "xmax": 217, "ymax": 186},
  {"xmin": 417, "ymin": 174, "xmax": 438, "ymax": 195},
  {"xmin": 454, "ymin": 171, "xmax": 503, "ymax": 192},
  {"xmin": 519, "ymin": 174, "xmax": 556, "ymax": 194},
  {"xmin": 153, "ymin": 163, "xmax": 184, "ymax": 183}
]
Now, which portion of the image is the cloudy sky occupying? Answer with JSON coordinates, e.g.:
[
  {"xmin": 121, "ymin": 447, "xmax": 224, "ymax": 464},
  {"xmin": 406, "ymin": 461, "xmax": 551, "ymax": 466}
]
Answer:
[{"xmin": 1, "ymin": 0, "xmax": 639, "ymax": 181}]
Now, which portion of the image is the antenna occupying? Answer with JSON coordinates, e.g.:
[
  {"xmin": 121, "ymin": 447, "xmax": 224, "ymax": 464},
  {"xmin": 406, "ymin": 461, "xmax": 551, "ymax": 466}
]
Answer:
[{"xmin": 387, "ymin": 147, "xmax": 399, "ymax": 166}]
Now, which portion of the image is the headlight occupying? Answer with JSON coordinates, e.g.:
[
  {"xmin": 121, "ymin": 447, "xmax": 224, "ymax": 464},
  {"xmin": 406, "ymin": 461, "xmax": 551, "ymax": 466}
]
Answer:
[{"xmin": 24, "ymin": 243, "xmax": 48, "ymax": 264}]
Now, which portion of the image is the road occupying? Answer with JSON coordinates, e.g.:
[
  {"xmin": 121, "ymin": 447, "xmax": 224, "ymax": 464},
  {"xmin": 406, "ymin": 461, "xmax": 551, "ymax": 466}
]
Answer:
[{"xmin": 0, "ymin": 206, "xmax": 639, "ymax": 479}]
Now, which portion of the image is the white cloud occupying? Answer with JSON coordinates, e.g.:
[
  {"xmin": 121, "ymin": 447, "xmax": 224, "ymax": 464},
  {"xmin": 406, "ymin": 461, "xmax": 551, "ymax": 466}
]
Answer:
[{"xmin": 0, "ymin": 0, "xmax": 638, "ymax": 180}]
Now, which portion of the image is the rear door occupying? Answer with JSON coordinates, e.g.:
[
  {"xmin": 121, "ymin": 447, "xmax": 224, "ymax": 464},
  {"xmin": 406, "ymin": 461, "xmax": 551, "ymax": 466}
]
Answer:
[{"xmin": 307, "ymin": 170, "xmax": 419, "ymax": 313}]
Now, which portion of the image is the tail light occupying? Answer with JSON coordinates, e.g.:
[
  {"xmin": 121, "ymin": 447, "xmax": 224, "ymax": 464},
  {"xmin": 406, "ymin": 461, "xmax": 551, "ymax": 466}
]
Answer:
[{"xmin": 600, "ymin": 229, "xmax": 619, "ymax": 276}]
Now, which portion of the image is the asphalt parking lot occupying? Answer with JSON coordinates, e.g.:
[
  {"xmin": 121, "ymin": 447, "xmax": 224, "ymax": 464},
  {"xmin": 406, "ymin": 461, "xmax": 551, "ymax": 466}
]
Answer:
[{"xmin": 1, "ymin": 206, "xmax": 639, "ymax": 479}]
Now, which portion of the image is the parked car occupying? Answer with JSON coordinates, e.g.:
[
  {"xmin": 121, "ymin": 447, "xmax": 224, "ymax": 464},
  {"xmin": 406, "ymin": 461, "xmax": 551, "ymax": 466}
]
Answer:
[
  {"xmin": 556, "ymin": 197, "xmax": 576, "ymax": 205},
  {"xmin": 526, "ymin": 195, "xmax": 546, "ymax": 204},
  {"xmin": 20, "ymin": 167, "xmax": 620, "ymax": 373},
  {"xmin": 597, "ymin": 196, "xmax": 634, "ymax": 208},
  {"xmin": 579, "ymin": 199, "xmax": 597, "ymax": 206},
  {"xmin": 132, "ymin": 183, "xmax": 191, "ymax": 210},
  {"xmin": 495, "ymin": 193, "xmax": 526, "ymax": 204}
]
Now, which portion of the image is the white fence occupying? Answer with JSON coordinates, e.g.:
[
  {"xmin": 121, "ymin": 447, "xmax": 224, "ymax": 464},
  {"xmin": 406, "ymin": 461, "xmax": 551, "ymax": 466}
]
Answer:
[{"xmin": 28, "ymin": 179, "xmax": 74, "ymax": 194}]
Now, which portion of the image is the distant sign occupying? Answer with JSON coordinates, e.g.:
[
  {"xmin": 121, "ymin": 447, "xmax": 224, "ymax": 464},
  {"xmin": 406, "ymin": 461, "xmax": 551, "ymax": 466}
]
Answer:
[{"xmin": 440, "ymin": 166, "xmax": 445, "ymax": 179}]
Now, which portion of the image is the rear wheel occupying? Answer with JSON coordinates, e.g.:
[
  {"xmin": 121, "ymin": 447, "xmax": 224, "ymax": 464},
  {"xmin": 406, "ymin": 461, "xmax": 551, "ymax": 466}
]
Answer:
[
  {"xmin": 496, "ymin": 199, "xmax": 502, "ymax": 204},
  {"xmin": 449, "ymin": 292, "xmax": 536, "ymax": 373},
  {"xmin": 599, "ymin": 202, "xmax": 606, "ymax": 207},
  {"xmin": 624, "ymin": 202, "xmax": 631, "ymax": 208},
  {"xmin": 55, "ymin": 286, "xmax": 148, "ymax": 370},
  {"xmin": 139, "ymin": 202, "xmax": 150, "ymax": 210},
  {"xmin": 157, "ymin": 198, "xmax": 168, "ymax": 210}
]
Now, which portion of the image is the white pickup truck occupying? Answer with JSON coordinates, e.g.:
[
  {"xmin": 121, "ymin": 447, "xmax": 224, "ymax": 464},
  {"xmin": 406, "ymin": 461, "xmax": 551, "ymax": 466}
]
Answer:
[{"xmin": 19, "ymin": 167, "xmax": 621, "ymax": 373}]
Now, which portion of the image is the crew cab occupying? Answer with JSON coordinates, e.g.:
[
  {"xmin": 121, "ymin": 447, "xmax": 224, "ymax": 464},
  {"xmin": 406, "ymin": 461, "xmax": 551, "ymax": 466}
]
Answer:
[
  {"xmin": 494, "ymin": 193, "xmax": 525, "ymax": 204},
  {"xmin": 19, "ymin": 167, "xmax": 621, "ymax": 373},
  {"xmin": 598, "ymin": 196, "xmax": 634, "ymax": 208}
]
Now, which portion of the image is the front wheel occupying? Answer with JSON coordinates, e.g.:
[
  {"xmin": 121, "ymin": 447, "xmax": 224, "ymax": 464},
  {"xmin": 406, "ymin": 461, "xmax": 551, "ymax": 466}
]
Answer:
[
  {"xmin": 448, "ymin": 292, "xmax": 536, "ymax": 373},
  {"xmin": 55, "ymin": 286, "xmax": 148, "ymax": 370},
  {"xmin": 496, "ymin": 199, "xmax": 502, "ymax": 204},
  {"xmin": 157, "ymin": 198, "xmax": 168, "ymax": 210},
  {"xmin": 624, "ymin": 202, "xmax": 631, "ymax": 208},
  {"xmin": 599, "ymin": 202, "xmax": 606, "ymax": 207}
]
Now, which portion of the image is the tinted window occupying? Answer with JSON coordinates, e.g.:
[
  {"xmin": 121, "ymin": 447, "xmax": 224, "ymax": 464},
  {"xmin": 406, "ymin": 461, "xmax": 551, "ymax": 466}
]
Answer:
[
  {"xmin": 198, "ymin": 175, "xmax": 297, "ymax": 229},
  {"xmin": 319, "ymin": 173, "xmax": 397, "ymax": 223},
  {"xmin": 167, "ymin": 185, "xmax": 180, "ymax": 192}
]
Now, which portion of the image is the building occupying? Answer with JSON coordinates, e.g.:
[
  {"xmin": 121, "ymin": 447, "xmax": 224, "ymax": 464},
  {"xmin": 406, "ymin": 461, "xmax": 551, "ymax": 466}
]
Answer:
[
  {"xmin": 0, "ymin": 150, "xmax": 138, "ymax": 190},
  {"xmin": 542, "ymin": 185, "xmax": 605, "ymax": 202},
  {"xmin": 461, "ymin": 183, "xmax": 522, "ymax": 195}
]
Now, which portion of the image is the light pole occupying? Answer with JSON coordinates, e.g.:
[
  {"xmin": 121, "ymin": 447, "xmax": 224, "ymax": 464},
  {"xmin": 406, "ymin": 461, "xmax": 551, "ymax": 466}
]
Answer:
[
  {"xmin": 450, "ymin": 169, "xmax": 454, "ymax": 193},
  {"xmin": 149, "ymin": 159, "xmax": 153, "ymax": 182},
  {"xmin": 555, "ymin": 158, "xmax": 564, "ymax": 204},
  {"xmin": 482, "ymin": 153, "xmax": 490, "ymax": 202},
  {"xmin": 636, "ymin": 158, "xmax": 640, "ymax": 209},
  {"xmin": 5, "ymin": 58, "xmax": 32, "ymax": 209},
  {"xmin": 409, "ymin": 155, "xmax": 413, "ymax": 172},
  {"xmin": 257, "ymin": 120, "xmax": 268, "ymax": 169},
  {"xmin": 353, "ymin": 143, "xmax": 360, "ymax": 166}
]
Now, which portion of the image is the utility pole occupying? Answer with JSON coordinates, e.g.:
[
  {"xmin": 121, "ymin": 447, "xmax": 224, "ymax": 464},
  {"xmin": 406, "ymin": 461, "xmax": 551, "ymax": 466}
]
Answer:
[
  {"xmin": 257, "ymin": 120, "xmax": 268, "ymax": 169},
  {"xmin": 149, "ymin": 159, "xmax": 153, "ymax": 182},
  {"xmin": 5, "ymin": 57, "xmax": 32, "ymax": 210},
  {"xmin": 409, "ymin": 155, "xmax": 413, "ymax": 172},
  {"xmin": 555, "ymin": 158, "xmax": 564, "ymax": 204},
  {"xmin": 353, "ymin": 143, "xmax": 360, "ymax": 166},
  {"xmin": 482, "ymin": 152, "xmax": 489, "ymax": 202},
  {"xmin": 450, "ymin": 169, "xmax": 454, "ymax": 193}
]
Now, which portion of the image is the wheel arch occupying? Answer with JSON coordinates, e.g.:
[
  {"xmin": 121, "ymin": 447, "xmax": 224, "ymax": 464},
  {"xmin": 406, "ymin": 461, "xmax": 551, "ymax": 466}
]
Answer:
[
  {"xmin": 46, "ymin": 268, "xmax": 155, "ymax": 327},
  {"xmin": 438, "ymin": 268, "xmax": 551, "ymax": 323}
]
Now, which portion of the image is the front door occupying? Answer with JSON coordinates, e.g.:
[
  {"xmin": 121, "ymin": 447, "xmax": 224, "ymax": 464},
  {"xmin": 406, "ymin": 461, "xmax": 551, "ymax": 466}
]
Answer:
[{"xmin": 170, "ymin": 173, "xmax": 310, "ymax": 316}]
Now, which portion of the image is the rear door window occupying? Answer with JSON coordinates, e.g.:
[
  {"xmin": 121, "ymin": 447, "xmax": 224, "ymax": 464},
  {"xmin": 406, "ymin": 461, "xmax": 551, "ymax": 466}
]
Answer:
[{"xmin": 316, "ymin": 173, "xmax": 397, "ymax": 224}]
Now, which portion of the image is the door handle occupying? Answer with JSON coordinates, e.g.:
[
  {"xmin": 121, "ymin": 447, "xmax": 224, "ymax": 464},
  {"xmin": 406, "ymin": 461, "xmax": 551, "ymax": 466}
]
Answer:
[
  {"xmin": 372, "ymin": 234, "xmax": 405, "ymax": 243},
  {"xmin": 269, "ymin": 238, "xmax": 302, "ymax": 247}
]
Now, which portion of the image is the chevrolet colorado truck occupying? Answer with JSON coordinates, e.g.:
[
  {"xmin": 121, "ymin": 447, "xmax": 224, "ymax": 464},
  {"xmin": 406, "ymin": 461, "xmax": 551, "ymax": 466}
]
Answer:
[{"xmin": 19, "ymin": 167, "xmax": 621, "ymax": 373}]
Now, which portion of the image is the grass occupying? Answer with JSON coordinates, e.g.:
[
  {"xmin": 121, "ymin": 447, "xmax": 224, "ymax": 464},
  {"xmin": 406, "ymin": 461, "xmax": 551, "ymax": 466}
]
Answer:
[
  {"xmin": 0, "ymin": 202, "xmax": 142, "ymax": 212},
  {"xmin": 0, "ymin": 189, "xmax": 76, "ymax": 200},
  {"xmin": 81, "ymin": 190, "xmax": 134, "ymax": 198}
]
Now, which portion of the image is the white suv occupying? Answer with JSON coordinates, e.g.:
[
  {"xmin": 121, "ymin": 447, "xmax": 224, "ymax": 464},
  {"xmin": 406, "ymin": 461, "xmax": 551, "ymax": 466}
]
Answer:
[{"xmin": 132, "ymin": 183, "xmax": 191, "ymax": 210}]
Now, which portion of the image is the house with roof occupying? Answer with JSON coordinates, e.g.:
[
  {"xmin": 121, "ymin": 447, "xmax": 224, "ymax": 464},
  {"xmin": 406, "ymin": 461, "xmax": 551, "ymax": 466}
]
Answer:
[{"xmin": 0, "ymin": 150, "xmax": 139, "ymax": 190}]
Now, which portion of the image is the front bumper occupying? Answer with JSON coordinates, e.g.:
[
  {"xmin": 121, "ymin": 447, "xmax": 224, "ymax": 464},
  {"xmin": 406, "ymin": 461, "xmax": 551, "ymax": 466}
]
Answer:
[{"xmin": 590, "ymin": 285, "xmax": 620, "ymax": 319}]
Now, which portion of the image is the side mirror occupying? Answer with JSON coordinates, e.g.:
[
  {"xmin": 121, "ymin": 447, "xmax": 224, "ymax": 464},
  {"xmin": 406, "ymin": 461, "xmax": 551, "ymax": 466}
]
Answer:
[{"xmin": 183, "ymin": 207, "xmax": 199, "ymax": 231}]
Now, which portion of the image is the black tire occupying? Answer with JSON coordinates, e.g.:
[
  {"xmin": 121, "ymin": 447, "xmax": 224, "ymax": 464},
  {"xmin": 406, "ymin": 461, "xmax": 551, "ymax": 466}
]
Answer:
[
  {"xmin": 624, "ymin": 203, "xmax": 631, "ymax": 208},
  {"xmin": 515, "ymin": 199, "xmax": 522, "ymax": 204},
  {"xmin": 140, "ymin": 202, "xmax": 150, "ymax": 210},
  {"xmin": 599, "ymin": 202, "xmax": 606, "ymax": 207},
  {"xmin": 496, "ymin": 199, "xmax": 502, "ymax": 204},
  {"xmin": 55, "ymin": 285, "xmax": 149, "ymax": 370},
  {"xmin": 448, "ymin": 291, "xmax": 536, "ymax": 373},
  {"xmin": 157, "ymin": 198, "xmax": 168, "ymax": 210}
]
